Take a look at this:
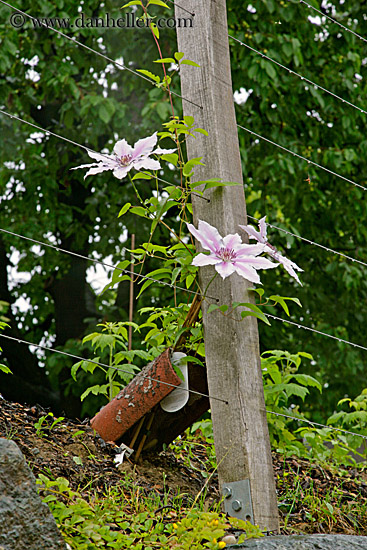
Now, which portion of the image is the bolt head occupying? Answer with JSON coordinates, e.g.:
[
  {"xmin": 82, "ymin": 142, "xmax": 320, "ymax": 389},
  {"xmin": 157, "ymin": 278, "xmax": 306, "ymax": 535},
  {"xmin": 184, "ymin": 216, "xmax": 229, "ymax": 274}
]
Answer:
[
  {"xmin": 222, "ymin": 486, "xmax": 232, "ymax": 499},
  {"xmin": 232, "ymin": 499, "xmax": 242, "ymax": 512}
]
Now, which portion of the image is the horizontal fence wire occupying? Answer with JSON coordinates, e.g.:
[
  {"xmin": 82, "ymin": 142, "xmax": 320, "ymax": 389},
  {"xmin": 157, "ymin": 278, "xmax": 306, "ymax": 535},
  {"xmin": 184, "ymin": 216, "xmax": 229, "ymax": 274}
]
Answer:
[
  {"xmin": 265, "ymin": 313, "xmax": 367, "ymax": 352},
  {"xmin": 246, "ymin": 215, "xmax": 367, "ymax": 269},
  {"xmin": 2, "ymin": 226, "xmax": 367, "ymax": 349},
  {"xmin": 1, "ymin": 332, "xmax": 367, "ymax": 442},
  {"xmin": 165, "ymin": 0, "xmax": 195, "ymax": 17},
  {"xmin": 0, "ymin": 108, "xmax": 209, "ymax": 203},
  {"xmin": 236, "ymin": 123, "xmax": 366, "ymax": 191},
  {"xmin": 0, "ymin": 0, "xmax": 202, "ymax": 110},
  {"xmin": 2, "ymin": 106, "xmax": 366, "ymax": 271},
  {"xmin": 0, "ymin": 333, "xmax": 228, "ymax": 404},
  {"xmin": 266, "ymin": 409, "xmax": 367, "ymax": 442},
  {"xmin": 298, "ymin": 0, "xmax": 367, "ymax": 45},
  {"xmin": 229, "ymin": 34, "xmax": 367, "ymax": 115},
  {"xmin": 0, "ymin": 227, "xmax": 218, "ymax": 301}
]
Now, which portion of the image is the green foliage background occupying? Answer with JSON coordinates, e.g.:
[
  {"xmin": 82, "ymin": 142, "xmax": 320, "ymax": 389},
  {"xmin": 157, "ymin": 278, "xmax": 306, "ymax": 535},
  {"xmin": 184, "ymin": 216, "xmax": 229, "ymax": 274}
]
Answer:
[{"xmin": 0, "ymin": 0, "xmax": 366, "ymax": 421}]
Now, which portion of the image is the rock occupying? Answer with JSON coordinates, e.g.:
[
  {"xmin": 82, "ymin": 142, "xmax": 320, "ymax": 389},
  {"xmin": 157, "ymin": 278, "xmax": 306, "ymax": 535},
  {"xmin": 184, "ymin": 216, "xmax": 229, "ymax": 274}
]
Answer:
[
  {"xmin": 231, "ymin": 534, "xmax": 367, "ymax": 549},
  {"xmin": 0, "ymin": 438, "xmax": 66, "ymax": 550},
  {"xmin": 222, "ymin": 534, "xmax": 237, "ymax": 544}
]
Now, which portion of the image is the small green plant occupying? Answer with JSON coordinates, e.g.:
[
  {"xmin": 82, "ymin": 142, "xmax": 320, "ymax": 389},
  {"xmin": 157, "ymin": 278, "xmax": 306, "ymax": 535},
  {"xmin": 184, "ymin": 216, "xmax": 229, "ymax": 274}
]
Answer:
[
  {"xmin": 0, "ymin": 302, "xmax": 11, "ymax": 375},
  {"xmin": 71, "ymin": 321, "xmax": 146, "ymax": 403},
  {"xmin": 329, "ymin": 388, "xmax": 367, "ymax": 431},
  {"xmin": 171, "ymin": 512, "xmax": 264, "ymax": 549},
  {"xmin": 37, "ymin": 472, "xmax": 264, "ymax": 550},
  {"xmin": 34, "ymin": 413, "xmax": 65, "ymax": 438},
  {"xmin": 296, "ymin": 387, "xmax": 367, "ymax": 465}
]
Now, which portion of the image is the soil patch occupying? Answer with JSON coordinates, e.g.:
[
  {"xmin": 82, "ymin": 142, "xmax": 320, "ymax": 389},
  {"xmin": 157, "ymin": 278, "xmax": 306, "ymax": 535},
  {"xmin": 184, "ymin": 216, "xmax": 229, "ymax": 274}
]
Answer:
[{"xmin": 0, "ymin": 397, "xmax": 366, "ymax": 535}]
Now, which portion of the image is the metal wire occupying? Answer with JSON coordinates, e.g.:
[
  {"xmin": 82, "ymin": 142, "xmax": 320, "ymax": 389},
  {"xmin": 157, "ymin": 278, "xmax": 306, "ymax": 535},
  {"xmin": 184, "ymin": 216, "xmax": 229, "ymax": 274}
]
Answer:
[
  {"xmin": 3, "ymin": 223, "xmax": 367, "ymax": 350},
  {"xmin": 0, "ymin": 108, "xmax": 209, "ymax": 203},
  {"xmin": 265, "ymin": 312, "xmax": 367, "ymax": 352},
  {"xmin": 266, "ymin": 409, "xmax": 367, "ymax": 441},
  {"xmin": 0, "ymin": 227, "xmax": 220, "ymax": 301},
  {"xmin": 1, "ymin": 332, "xmax": 367, "ymax": 441},
  {"xmin": 165, "ymin": 0, "xmax": 195, "ymax": 17},
  {"xmin": 229, "ymin": 34, "xmax": 367, "ymax": 116},
  {"xmin": 0, "ymin": 108, "xmax": 104, "ymax": 159},
  {"xmin": 246, "ymin": 215, "xmax": 367, "ymax": 269},
  {"xmin": 298, "ymin": 0, "xmax": 367, "ymax": 45},
  {"xmin": 237, "ymin": 123, "xmax": 366, "ymax": 191},
  {"xmin": 0, "ymin": 0, "xmax": 202, "ymax": 109},
  {"xmin": 0, "ymin": 333, "xmax": 228, "ymax": 404}
]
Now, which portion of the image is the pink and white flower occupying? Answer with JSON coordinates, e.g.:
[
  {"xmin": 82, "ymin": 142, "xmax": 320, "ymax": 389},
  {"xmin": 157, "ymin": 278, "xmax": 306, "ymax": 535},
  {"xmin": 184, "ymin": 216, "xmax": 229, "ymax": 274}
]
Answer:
[
  {"xmin": 187, "ymin": 220, "xmax": 278, "ymax": 284},
  {"xmin": 71, "ymin": 132, "xmax": 175, "ymax": 180},
  {"xmin": 239, "ymin": 216, "xmax": 303, "ymax": 285}
]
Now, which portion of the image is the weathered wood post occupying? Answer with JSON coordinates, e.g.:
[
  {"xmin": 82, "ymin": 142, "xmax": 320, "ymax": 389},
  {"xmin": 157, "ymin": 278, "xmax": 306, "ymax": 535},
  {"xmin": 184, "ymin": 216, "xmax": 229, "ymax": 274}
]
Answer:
[{"xmin": 175, "ymin": 0, "xmax": 279, "ymax": 531}]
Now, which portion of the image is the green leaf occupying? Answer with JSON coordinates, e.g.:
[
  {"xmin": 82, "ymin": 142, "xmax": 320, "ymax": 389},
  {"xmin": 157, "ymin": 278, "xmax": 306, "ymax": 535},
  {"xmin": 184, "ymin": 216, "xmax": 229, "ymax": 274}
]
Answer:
[
  {"xmin": 203, "ymin": 180, "xmax": 241, "ymax": 191},
  {"xmin": 180, "ymin": 59, "xmax": 200, "ymax": 67},
  {"xmin": 71, "ymin": 361, "xmax": 82, "ymax": 381},
  {"xmin": 136, "ymin": 268, "xmax": 171, "ymax": 298},
  {"xmin": 0, "ymin": 364, "xmax": 12, "ymax": 374},
  {"xmin": 130, "ymin": 206, "xmax": 148, "ymax": 218},
  {"xmin": 263, "ymin": 61, "xmax": 277, "ymax": 79},
  {"xmin": 132, "ymin": 172, "xmax": 152, "ymax": 180},
  {"xmin": 136, "ymin": 69, "xmax": 160, "ymax": 84},
  {"xmin": 194, "ymin": 128, "xmax": 209, "ymax": 136},
  {"xmin": 150, "ymin": 22, "xmax": 160, "ymax": 39},
  {"xmin": 232, "ymin": 302, "xmax": 270, "ymax": 325},
  {"xmin": 160, "ymin": 153, "xmax": 178, "ymax": 165},
  {"xmin": 240, "ymin": 310, "xmax": 271, "ymax": 325},
  {"xmin": 268, "ymin": 295, "xmax": 302, "ymax": 316},
  {"xmin": 183, "ymin": 115, "xmax": 195, "ymax": 127},
  {"xmin": 80, "ymin": 385, "xmax": 105, "ymax": 401},
  {"xmin": 183, "ymin": 157, "xmax": 205, "ymax": 177},
  {"xmin": 122, "ymin": 0, "xmax": 143, "ymax": 7},
  {"xmin": 293, "ymin": 374, "xmax": 322, "ymax": 392},
  {"xmin": 148, "ymin": 0, "xmax": 169, "ymax": 6},
  {"xmin": 153, "ymin": 58, "xmax": 175, "ymax": 64},
  {"xmin": 248, "ymin": 287, "xmax": 265, "ymax": 298},
  {"xmin": 98, "ymin": 104, "xmax": 114, "ymax": 124},
  {"xmin": 173, "ymin": 365, "xmax": 185, "ymax": 382},
  {"xmin": 118, "ymin": 202, "xmax": 131, "ymax": 217},
  {"xmin": 174, "ymin": 52, "xmax": 184, "ymax": 61}
]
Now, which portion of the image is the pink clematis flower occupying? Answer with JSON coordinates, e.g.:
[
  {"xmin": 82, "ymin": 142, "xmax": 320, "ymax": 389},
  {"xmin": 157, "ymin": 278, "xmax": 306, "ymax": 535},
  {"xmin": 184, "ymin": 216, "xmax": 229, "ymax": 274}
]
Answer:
[
  {"xmin": 187, "ymin": 220, "xmax": 278, "ymax": 284},
  {"xmin": 71, "ymin": 132, "xmax": 175, "ymax": 180},
  {"xmin": 239, "ymin": 216, "xmax": 303, "ymax": 285}
]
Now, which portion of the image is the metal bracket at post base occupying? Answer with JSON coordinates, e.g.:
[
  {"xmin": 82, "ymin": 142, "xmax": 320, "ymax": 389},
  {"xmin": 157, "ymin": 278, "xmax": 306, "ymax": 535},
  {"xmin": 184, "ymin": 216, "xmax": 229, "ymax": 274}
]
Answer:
[{"xmin": 222, "ymin": 479, "xmax": 254, "ymax": 523}]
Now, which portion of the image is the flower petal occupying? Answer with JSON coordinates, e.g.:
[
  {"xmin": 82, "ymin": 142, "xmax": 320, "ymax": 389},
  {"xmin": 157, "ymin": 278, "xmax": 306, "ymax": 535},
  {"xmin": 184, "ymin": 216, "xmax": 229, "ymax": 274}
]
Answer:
[
  {"xmin": 132, "ymin": 132, "xmax": 157, "ymax": 159},
  {"xmin": 282, "ymin": 262, "xmax": 303, "ymax": 285},
  {"xmin": 87, "ymin": 150, "xmax": 114, "ymax": 163},
  {"xmin": 197, "ymin": 220, "xmax": 223, "ymax": 250},
  {"xmin": 112, "ymin": 165, "xmax": 131, "ymax": 179},
  {"xmin": 70, "ymin": 162, "xmax": 97, "ymax": 171},
  {"xmin": 113, "ymin": 139, "xmax": 133, "ymax": 158},
  {"xmin": 239, "ymin": 223, "xmax": 263, "ymax": 243},
  {"xmin": 187, "ymin": 222, "xmax": 218, "ymax": 253},
  {"xmin": 233, "ymin": 263, "xmax": 261, "ymax": 284},
  {"xmin": 259, "ymin": 216, "xmax": 268, "ymax": 241},
  {"xmin": 235, "ymin": 256, "xmax": 278, "ymax": 270},
  {"xmin": 222, "ymin": 233, "xmax": 243, "ymax": 251},
  {"xmin": 153, "ymin": 147, "xmax": 177, "ymax": 155},
  {"xmin": 82, "ymin": 165, "xmax": 113, "ymax": 179},
  {"xmin": 192, "ymin": 253, "xmax": 221, "ymax": 267},
  {"xmin": 133, "ymin": 158, "xmax": 161, "ymax": 171},
  {"xmin": 215, "ymin": 261, "xmax": 236, "ymax": 279},
  {"xmin": 235, "ymin": 243, "xmax": 266, "ymax": 257}
]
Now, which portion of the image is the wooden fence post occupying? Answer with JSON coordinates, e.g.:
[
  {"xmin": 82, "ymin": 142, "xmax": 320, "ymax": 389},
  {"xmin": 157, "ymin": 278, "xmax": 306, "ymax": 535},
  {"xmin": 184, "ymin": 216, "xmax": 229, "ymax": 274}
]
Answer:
[{"xmin": 175, "ymin": 0, "xmax": 279, "ymax": 531}]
